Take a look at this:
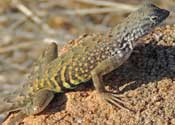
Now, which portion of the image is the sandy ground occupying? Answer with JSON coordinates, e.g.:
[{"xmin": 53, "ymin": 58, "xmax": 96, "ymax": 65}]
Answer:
[{"xmin": 2, "ymin": 25, "xmax": 175, "ymax": 125}]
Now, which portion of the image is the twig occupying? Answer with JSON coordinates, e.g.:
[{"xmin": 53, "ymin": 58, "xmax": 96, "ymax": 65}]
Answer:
[
  {"xmin": 63, "ymin": 7, "xmax": 133, "ymax": 15},
  {"xmin": 9, "ymin": 16, "xmax": 27, "ymax": 30},
  {"xmin": 75, "ymin": 0, "xmax": 138, "ymax": 11},
  {"xmin": 11, "ymin": 0, "xmax": 55, "ymax": 34},
  {"xmin": 0, "ymin": 42, "xmax": 36, "ymax": 54},
  {"xmin": 38, "ymin": 0, "xmax": 71, "ymax": 9},
  {"xmin": 0, "ymin": 57, "xmax": 27, "ymax": 72}
]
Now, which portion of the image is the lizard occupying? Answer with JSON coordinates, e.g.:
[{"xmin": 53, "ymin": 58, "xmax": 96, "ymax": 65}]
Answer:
[{"xmin": 0, "ymin": 3, "xmax": 170, "ymax": 124}]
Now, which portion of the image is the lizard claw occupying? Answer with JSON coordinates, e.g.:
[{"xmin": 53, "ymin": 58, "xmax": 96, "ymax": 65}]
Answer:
[{"xmin": 100, "ymin": 92, "xmax": 135, "ymax": 113}]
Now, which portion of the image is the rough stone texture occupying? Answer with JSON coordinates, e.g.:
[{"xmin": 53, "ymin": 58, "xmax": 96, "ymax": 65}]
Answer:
[{"xmin": 3, "ymin": 25, "xmax": 175, "ymax": 125}]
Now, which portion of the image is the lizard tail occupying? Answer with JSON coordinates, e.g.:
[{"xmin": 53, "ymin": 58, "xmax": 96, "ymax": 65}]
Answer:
[
  {"xmin": 0, "ymin": 93, "xmax": 24, "ymax": 114},
  {"xmin": 0, "ymin": 102, "xmax": 15, "ymax": 114},
  {"xmin": 0, "ymin": 101, "xmax": 21, "ymax": 115}
]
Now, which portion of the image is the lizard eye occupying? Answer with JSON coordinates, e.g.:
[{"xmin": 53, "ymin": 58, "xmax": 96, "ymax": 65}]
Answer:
[{"xmin": 150, "ymin": 16, "xmax": 158, "ymax": 21}]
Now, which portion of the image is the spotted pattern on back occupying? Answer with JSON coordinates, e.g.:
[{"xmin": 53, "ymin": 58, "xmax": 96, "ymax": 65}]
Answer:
[{"xmin": 50, "ymin": 38, "xmax": 133, "ymax": 91}]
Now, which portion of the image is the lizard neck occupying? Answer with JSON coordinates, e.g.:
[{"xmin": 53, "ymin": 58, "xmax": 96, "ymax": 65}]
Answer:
[{"xmin": 109, "ymin": 23, "xmax": 146, "ymax": 49}]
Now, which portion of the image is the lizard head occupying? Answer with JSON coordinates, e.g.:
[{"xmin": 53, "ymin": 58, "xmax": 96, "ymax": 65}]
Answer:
[
  {"xmin": 111, "ymin": 3, "xmax": 170, "ymax": 47},
  {"xmin": 136, "ymin": 3, "xmax": 170, "ymax": 29},
  {"xmin": 111, "ymin": 3, "xmax": 169, "ymax": 45}
]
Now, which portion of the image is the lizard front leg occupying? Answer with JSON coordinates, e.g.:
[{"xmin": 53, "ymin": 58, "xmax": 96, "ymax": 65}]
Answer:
[{"xmin": 91, "ymin": 57, "xmax": 133, "ymax": 112}]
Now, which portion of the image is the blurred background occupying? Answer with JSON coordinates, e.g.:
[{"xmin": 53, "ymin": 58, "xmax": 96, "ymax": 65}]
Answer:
[{"xmin": 0, "ymin": 0, "xmax": 174, "ymax": 106}]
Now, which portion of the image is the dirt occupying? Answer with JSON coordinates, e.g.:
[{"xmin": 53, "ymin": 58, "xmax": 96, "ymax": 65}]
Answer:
[{"xmin": 2, "ymin": 25, "xmax": 175, "ymax": 125}]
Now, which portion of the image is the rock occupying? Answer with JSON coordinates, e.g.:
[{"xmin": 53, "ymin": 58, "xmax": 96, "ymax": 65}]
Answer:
[{"xmin": 3, "ymin": 25, "xmax": 175, "ymax": 125}]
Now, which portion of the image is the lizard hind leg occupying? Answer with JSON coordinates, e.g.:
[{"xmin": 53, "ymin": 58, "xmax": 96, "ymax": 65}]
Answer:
[
  {"xmin": 30, "ymin": 42, "xmax": 58, "ymax": 80},
  {"xmin": 22, "ymin": 43, "xmax": 58, "ymax": 115},
  {"xmin": 22, "ymin": 89, "xmax": 54, "ymax": 115},
  {"xmin": 1, "ymin": 43, "xmax": 58, "ymax": 124},
  {"xmin": 23, "ymin": 43, "xmax": 58, "ymax": 115},
  {"xmin": 2, "ymin": 90, "xmax": 54, "ymax": 125},
  {"xmin": 39, "ymin": 42, "xmax": 58, "ymax": 64}
]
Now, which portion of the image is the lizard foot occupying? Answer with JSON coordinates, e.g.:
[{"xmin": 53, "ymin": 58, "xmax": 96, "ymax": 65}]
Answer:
[{"xmin": 100, "ymin": 92, "xmax": 135, "ymax": 113}]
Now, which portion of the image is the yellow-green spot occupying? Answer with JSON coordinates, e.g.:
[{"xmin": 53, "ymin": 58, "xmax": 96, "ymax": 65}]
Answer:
[
  {"xmin": 62, "ymin": 82, "xmax": 71, "ymax": 88},
  {"xmin": 33, "ymin": 79, "xmax": 39, "ymax": 91},
  {"xmin": 69, "ymin": 67, "xmax": 80, "ymax": 85},
  {"xmin": 51, "ymin": 77, "xmax": 61, "ymax": 92},
  {"xmin": 61, "ymin": 66, "xmax": 71, "ymax": 88},
  {"xmin": 74, "ymin": 73, "xmax": 85, "ymax": 84},
  {"xmin": 40, "ymin": 79, "xmax": 45, "ymax": 88}
]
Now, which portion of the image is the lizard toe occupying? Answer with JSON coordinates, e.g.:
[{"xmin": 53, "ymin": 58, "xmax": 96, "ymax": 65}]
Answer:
[{"xmin": 100, "ymin": 92, "xmax": 135, "ymax": 113}]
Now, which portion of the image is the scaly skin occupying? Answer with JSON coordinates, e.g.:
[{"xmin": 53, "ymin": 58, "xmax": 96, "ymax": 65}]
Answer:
[{"xmin": 0, "ymin": 3, "xmax": 169, "ymax": 124}]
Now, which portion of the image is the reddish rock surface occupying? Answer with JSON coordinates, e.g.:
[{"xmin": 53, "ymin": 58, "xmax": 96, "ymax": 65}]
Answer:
[{"xmin": 3, "ymin": 25, "xmax": 175, "ymax": 125}]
